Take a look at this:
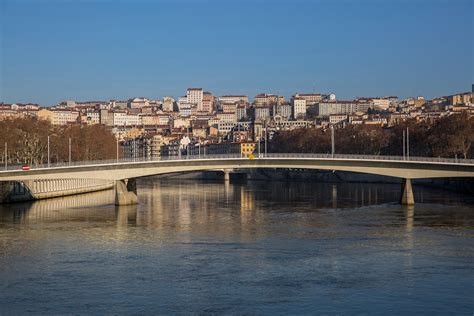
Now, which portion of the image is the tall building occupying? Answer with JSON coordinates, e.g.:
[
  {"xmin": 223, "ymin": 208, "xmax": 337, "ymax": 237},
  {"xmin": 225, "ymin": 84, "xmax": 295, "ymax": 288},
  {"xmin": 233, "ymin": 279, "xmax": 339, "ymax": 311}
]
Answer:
[
  {"xmin": 202, "ymin": 92, "xmax": 215, "ymax": 113},
  {"xmin": 292, "ymin": 97, "xmax": 307, "ymax": 119},
  {"xmin": 187, "ymin": 88, "xmax": 203, "ymax": 110}
]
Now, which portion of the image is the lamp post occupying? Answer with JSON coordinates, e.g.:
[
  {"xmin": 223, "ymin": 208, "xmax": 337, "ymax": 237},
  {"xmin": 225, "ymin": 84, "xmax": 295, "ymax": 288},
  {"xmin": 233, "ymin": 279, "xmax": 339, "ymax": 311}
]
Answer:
[
  {"xmin": 331, "ymin": 125, "xmax": 335, "ymax": 158},
  {"xmin": 406, "ymin": 127, "xmax": 410, "ymax": 160},
  {"xmin": 116, "ymin": 139, "xmax": 119, "ymax": 163},
  {"xmin": 47, "ymin": 136, "xmax": 50, "ymax": 168},
  {"xmin": 69, "ymin": 137, "xmax": 72, "ymax": 166},
  {"xmin": 264, "ymin": 121, "xmax": 267, "ymax": 157},
  {"xmin": 403, "ymin": 129, "xmax": 406, "ymax": 160}
]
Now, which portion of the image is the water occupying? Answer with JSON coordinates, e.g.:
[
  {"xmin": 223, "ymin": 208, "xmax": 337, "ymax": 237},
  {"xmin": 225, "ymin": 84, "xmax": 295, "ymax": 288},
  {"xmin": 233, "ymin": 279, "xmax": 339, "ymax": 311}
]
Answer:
[{"xmin": 0, "ymin": 179, "xmax": 473, "ymax": 314}]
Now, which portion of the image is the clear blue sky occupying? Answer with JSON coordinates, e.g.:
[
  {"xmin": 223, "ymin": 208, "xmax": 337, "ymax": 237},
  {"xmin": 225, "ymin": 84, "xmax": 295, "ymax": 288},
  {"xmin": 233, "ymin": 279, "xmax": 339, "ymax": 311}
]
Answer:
[{"xmin": 1, "ymin": 0, "xmax": 473, "ymax": 105}]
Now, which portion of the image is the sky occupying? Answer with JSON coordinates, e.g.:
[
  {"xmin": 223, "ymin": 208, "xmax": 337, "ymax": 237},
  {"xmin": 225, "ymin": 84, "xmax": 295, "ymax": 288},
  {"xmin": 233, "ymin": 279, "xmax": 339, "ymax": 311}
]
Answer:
[{"xmin": 0, "ymin": 0, "xmax": 473, "ymax": 105}]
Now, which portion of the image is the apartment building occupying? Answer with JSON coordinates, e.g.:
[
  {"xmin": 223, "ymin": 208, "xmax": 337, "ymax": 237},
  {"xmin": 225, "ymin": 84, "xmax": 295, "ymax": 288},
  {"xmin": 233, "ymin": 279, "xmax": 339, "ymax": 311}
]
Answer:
[
  {"xmin": 187, "ymin": 88, "xmax": 203, "ymax": 110},
  {"xmin": 293, "ymin": 93, "xmax": 322, "ymax": 106},
  {"xmin": 292, "ymin": 97, "xmax": 307, "ymax": 119}
]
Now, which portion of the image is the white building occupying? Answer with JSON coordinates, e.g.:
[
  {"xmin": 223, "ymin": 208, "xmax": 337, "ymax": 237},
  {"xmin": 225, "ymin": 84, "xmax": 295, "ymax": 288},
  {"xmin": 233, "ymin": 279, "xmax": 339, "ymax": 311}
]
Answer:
[
  {"xmin": 178, "ymin": 102, "xmax": 193, "ymax": 116},
  {"xmin": 277, "ymin": 104, "xmax": 292, "ymax": 119},
  {"xmin": 292, "ymin": 98, "xmax": 307, "ymax": 119},
  {"xmin": 112, "ymin": 112, "xmax": 141, "ymax": 126},
  {"xmin": 85, "ymin": 110, "xmax": 100, "ymax": 125},
  {"xmin": 317, "ymin": 101, "xmax": 371, "ymax": 117}
]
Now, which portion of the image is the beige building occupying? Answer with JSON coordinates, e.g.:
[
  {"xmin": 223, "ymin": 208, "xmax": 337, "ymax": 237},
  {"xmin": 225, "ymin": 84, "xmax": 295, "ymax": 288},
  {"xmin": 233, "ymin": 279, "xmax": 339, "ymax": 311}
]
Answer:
[
  {"xmin": 254, "ymin": 94, "xmax": 285, "ymax": 106},
  {"xmin": 448, "ymin": 93, "xmax": 471, "ymax": 105},
  {"xmin": 37, "ymin": 109, "xmax": 79, "ymax": 125},
  {"xmin": 221, "ymin": 102, "xmax": 238, "ymax": 113},
  {"xmin": 128, "ymin": 98, "xmax": 150, "ymax": 108},
  {"xmin": 217, "ymin": 112, "xmax": 237, "ymax": 123},
  {"xmin": 202, "ymin": 92, "xmax": 215, "ymax": 113},
  {"xmin": 162, "ymin": 97, "xmax": 175, "ymax": 112},
  {"xmin": 219, "ymin": 95, "xmax": 249, "ymax": 104},
  {"xmin": 293, "ymin": 93, "xmax": 322, "ymax": 106},
  {"xmin": 329, "ymin": 114, "xmax": 348, "ymax": 124},
  {"xmin": 187, "ymin": 88, "xmax": 203, "ymax": 110}
]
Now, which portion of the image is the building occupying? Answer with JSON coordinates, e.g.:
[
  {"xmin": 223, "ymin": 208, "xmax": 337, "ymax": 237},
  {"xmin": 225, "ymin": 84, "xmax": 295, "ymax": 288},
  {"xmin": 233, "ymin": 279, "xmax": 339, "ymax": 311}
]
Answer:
[
  {"xmin": 111, "ymin": 111, "xmax": 141, "ymax": 126},
  {"xmin": 254, "ymin": 94, "xmax": 285, "ymax": 106},
  {"xmin": 187, "ymin": 88, "xmax": 203, "ymax": 110},
  {"xmin": 293, "ymin": 93, "xmax": 322, "ymax": 106},
  {"xmin": 448, "ymin": 92, "xmax": 471, "ymax": 105},
  {"xmin": 162, "ymin": 97, "xmax": 175, "ymax": 112},
  {"xmin": 202, "ymin": 92, "xmax": 215, "ymax": 113},
  {"xmin": 371, "ymin": 98, "xmax": 390, "ymax": 110},
  {"xmin": 219, "ymin": 95, "xmax": 249, "ymax": 104},
  {"xmin": 84, "ymin": 110, "xmax": 101, "ymax": 125},
  {"xmin": 316, "ymin": 101, "xmax": 371, "ymax": 117},
  {"xmin": 128, "ymin": 98, "xmax": 150, "ymax": 108},
  {"xmin": 236, "ymin": 105, "xmax": 247, "ymax": 121},
  {"xmin": 217, "ymin": 112, "xmax": 237, "ymax": 123},
  {"xmin": 329, "ymin": 114, "xmax": 348, "ymax": 124},
  {"xmin": 292, "ymin": 97, "xmax": 307, "ymax": 119},
  {"xmin": 276, "ymin": 103, "xmax": 292, "ymax": 119},
  {"xmin": 37, "ymin": 109, "xmax": 79, "ymax": 125},
  {"xmin": 254, "ymin": 106, "xmax": 271, "ymax": 120},
  {"xmin": 178, "ymin": 102, "xmax": 193, "ymax": 117}
]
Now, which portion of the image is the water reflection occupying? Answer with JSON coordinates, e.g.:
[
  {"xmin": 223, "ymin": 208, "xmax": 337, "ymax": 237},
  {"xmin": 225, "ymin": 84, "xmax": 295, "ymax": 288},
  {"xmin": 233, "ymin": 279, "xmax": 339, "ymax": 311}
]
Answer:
[
  {"xmin": 0, "ymin": 180, "xmax": 472, "ymax": 230},
  {"xmin": 0, "ymin": 179, "xmax": 473, "ymax": 314}
]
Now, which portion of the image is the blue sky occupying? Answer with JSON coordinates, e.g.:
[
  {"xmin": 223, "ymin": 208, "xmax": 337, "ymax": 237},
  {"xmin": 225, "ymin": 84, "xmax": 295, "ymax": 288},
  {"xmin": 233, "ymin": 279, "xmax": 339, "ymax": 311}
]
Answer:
[{"xmin": 1, "ymin": 0, "xmax": 473, "ymax": 105}]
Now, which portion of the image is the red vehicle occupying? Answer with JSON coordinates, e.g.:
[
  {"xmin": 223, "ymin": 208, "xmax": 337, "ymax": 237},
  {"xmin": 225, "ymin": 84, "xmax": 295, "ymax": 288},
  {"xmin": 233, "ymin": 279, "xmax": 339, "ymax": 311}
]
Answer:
[{"xmin": 21, "ymin": 165, "xmax": 30, "ymax": 171}]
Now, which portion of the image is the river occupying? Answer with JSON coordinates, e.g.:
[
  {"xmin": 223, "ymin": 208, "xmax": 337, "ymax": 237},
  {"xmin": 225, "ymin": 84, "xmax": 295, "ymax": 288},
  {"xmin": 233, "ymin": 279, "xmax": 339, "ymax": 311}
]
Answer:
[{"xmin": 1, "ymin": 179, "xmax": 473, "ymax": 314}]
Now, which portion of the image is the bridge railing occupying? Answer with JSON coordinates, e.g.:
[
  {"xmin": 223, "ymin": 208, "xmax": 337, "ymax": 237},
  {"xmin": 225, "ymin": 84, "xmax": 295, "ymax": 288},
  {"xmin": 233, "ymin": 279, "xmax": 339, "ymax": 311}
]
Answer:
[{"xmin": 2, "ymin": 153, "xmax": 474, "ymax": 172}]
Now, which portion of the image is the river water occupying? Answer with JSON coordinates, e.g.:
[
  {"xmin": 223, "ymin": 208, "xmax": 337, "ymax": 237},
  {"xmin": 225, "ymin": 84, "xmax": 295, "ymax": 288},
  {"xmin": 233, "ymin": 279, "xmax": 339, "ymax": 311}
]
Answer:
[{"xmin": 0, "ymin": 179, "xmax": 473, "ymax": 314}]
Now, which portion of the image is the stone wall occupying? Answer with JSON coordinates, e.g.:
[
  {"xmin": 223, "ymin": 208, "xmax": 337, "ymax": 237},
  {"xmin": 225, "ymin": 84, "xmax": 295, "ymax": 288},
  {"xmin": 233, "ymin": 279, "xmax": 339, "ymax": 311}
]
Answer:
[{"xmin": 0, "ymin": 179, "xmax": 114, "ymax": 203}]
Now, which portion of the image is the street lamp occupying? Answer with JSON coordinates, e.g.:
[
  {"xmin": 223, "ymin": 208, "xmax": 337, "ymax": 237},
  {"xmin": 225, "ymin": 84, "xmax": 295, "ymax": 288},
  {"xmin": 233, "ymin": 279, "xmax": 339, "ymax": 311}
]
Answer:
[
  {"xmin": 69, "ymin": 137, "xmax": 72, "ymax": 165},
  {"xmin": 4, "ymin": 142, "xmax": 7, "ymax": 170},
  {"xmin": 47, "ymin": 136, "xmax": 50, "ymax": 168},
  {"xmin": 331, "ymin": 125, "xmax": 335, "ymax": 158}
]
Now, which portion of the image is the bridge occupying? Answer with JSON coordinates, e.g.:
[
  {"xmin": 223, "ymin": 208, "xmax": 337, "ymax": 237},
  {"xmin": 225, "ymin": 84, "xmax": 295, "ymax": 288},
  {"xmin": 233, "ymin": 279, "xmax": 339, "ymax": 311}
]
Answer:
[{"xmin": 1, "ymin": 153, "xmax": 473, "ymax": 205}]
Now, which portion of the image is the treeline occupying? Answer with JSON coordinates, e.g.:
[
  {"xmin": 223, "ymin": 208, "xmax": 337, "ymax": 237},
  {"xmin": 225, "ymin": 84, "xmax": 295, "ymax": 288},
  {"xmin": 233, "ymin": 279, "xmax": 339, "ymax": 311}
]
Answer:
[
  {"xmin": 0, "ymin": 117, "xmax": 117, "ymax": 166},
  {"xmin": 270, "ymin": 112, "xmax": 474, "ymax": 159}
]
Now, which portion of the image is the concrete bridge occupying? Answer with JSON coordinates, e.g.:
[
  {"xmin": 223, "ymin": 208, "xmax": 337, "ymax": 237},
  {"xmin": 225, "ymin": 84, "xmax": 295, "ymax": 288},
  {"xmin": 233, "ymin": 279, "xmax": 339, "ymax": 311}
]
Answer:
[{"xmin": 1, "ymin": 153, "xmax": 473, "ymax": 205}]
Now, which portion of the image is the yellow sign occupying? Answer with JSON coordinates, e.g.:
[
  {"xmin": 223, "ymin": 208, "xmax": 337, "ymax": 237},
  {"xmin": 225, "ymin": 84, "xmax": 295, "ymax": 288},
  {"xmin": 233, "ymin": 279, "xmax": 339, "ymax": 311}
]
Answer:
[{"xmin": 249, "ymin": 154, "xmax": 254, "ymax": 160}]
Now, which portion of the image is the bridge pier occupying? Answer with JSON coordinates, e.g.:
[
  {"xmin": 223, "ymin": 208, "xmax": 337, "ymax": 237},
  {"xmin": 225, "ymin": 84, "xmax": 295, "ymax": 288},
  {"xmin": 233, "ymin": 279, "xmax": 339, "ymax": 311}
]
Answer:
[
  {"xmin": 400, "ymin": 178, "xmax": 414, "ymax": 205},
  {"xmin": 223, "ymin": 169, "xmax": 231, "ymax": 182},
  {"xmin": 115, "ymin": 178, "xmax": 138, "ymax": 206}
]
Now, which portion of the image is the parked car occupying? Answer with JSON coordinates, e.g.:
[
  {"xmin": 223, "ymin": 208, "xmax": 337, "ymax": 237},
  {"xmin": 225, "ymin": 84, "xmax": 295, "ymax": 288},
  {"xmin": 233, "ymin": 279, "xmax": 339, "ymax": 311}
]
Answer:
[{"xmin": 21, "ymin": 165, "xmax": 30, "ymax": 171}]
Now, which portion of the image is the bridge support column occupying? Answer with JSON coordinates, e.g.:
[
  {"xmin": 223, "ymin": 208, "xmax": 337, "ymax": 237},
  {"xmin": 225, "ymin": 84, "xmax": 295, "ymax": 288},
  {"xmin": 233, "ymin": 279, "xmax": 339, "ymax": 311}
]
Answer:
[
  {"xmin": 400, "ymin": 178, "xmax": 414, "ymax": 205},
  {"xmin": 115, "ymin": 178, "xmax": 138, "ymax": 206},
  {"xmin": 223, "ymin": 169, "xmax": 231, "ymax": 182}
]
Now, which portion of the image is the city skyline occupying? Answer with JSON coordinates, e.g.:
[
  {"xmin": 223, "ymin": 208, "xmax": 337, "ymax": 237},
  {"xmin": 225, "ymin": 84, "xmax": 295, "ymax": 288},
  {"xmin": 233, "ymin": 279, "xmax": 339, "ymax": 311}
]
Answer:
[{"xmin": 1, "ymin": 0, "xmax": 472, "ymax": 105}]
